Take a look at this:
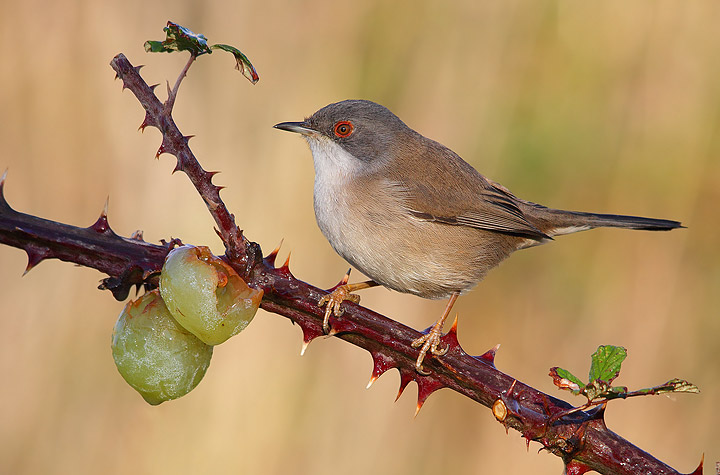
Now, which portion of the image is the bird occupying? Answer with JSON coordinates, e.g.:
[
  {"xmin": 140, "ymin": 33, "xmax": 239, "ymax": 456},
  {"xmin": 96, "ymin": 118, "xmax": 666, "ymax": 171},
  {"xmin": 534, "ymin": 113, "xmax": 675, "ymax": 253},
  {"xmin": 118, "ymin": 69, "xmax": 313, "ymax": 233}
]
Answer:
[{"xmin": 274, "ymin": 99, "xmax": 682, "ymax": 372}]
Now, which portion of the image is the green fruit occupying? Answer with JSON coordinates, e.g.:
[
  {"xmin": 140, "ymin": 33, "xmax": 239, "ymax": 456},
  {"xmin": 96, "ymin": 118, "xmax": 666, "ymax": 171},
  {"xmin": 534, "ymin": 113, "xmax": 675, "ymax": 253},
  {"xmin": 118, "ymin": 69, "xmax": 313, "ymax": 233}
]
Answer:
[
  {"xmin": 160, "ymin": 245, "xmax": 263, "ymax": 345},
  {"xmin": 111, "ymin": 290, "xmax": 213, "ymax": 405}
]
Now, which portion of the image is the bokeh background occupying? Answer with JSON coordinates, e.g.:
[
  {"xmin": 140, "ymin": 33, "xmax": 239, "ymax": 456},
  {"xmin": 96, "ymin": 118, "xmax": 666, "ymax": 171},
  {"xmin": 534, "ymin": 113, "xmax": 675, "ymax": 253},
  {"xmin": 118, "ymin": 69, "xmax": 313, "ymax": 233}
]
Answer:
[{"xmin": 1, "ymin": 1, "xmax": 718, "ymax": 474}]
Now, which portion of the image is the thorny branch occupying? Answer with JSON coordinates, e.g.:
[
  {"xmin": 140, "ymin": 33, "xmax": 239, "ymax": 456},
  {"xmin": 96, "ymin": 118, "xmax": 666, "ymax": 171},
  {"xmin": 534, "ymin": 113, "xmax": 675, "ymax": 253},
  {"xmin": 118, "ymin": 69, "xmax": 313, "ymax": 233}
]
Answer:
[{"xmin": 0, "ymin": 53, "xmax": 703, "ymax": 475}]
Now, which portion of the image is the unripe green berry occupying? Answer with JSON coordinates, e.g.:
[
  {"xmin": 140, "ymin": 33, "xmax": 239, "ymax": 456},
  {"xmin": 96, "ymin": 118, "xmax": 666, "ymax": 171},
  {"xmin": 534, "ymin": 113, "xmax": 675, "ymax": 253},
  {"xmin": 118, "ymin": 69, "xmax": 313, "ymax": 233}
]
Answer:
[
  {"xmin": 111, "ymin": 290, "xmax": 213, "ymax": 405},
  {"xmin": 160, "ymin": 245, "xmax": 263, "ymax": 345}
]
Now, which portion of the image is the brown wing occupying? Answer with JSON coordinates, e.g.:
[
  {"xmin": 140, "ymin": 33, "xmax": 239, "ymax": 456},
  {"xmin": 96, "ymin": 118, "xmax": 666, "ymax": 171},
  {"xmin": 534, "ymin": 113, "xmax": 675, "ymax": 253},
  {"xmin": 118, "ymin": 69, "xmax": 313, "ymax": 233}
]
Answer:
[{"xmin": 386, "ymin": 133, "xmax": 549, "ymax": 241}]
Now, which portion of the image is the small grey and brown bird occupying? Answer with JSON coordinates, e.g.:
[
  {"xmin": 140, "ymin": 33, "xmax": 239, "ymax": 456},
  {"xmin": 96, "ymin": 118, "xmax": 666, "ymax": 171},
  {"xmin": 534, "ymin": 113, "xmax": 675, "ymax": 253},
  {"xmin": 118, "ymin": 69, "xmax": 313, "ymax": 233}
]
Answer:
[{"xmin": 274, "ymin": 100, "xmax": 682, "ymax": 372}]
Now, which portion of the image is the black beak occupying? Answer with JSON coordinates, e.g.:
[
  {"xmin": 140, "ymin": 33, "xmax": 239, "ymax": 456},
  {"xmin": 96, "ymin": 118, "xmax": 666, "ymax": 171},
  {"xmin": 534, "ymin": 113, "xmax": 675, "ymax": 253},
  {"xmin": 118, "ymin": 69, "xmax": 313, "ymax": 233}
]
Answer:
[{"xmin": 273, "ymin": 121, "xmax": 315, "ymax": 136}]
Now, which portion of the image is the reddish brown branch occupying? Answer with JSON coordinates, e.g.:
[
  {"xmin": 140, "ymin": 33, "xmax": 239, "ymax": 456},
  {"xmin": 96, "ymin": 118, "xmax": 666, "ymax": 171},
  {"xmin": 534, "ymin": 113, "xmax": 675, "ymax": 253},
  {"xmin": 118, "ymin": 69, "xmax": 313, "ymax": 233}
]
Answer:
[
  {"xmin": 0, "ymin": 53, "xmax": 702, "ymax": 475},
  {"xmin": 113, "ymin": 54, "xmax": 254, "ymax": 270}
]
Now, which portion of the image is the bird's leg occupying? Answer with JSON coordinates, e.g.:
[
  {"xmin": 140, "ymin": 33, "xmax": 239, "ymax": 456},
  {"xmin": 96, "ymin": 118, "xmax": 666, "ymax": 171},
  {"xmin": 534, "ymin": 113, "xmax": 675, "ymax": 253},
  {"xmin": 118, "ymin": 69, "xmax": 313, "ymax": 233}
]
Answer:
[
  {"xmin": 411, "ymin": 292, "xmax": 460, "ymax": 374},
  {"xmin": 318, "ymin": 270, "xmax": 379, "ymax": 333}
]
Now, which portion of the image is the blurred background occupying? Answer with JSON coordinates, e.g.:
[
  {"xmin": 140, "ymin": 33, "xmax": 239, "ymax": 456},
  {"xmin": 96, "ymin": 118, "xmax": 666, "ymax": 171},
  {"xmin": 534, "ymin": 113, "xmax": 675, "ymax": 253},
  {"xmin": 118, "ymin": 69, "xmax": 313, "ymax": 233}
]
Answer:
[{"xmin": 1, "ymin": 1, "xmax": 718, "ymax": 474}]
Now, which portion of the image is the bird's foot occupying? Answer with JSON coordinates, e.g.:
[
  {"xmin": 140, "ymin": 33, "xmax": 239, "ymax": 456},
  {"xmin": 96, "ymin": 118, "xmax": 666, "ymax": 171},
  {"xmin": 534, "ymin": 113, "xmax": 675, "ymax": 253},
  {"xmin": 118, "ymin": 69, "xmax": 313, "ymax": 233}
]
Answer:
[
  {"xmin": 318, "ymin": 285, "xmax": 361, "ymax": 333},
  {"xmin": 411, "ymin": 323, "xmax": 448, "ymax": 375}
]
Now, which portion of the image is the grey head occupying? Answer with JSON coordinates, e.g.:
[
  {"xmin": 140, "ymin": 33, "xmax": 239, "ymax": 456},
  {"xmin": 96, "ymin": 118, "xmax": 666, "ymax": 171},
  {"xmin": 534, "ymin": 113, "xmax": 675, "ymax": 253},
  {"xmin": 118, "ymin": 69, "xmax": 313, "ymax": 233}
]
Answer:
[{"xmin": 273, "ymin": 100, "xmax": 416, "ymax": 170}]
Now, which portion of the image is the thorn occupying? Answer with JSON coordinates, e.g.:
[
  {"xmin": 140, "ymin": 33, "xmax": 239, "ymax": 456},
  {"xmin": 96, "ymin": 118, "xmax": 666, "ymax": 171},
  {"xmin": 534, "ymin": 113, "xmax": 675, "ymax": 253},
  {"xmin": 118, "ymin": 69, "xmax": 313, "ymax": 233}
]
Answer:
[
  {"xmin": 449, "ymin": 314, "xmax": 459, "ymax": 335},
  {"xmin": 213, "ymin": 227, "xmax": 223, "ymax": 242},
  {"xmin": 507, "ymin": 379, "xmax": 517, "ymax": 395},
  {"xmin": 369, "ymin": 351, "xmax": 396, "ymax": 387},
  {"xmin": 133, "ymin": 65, "xmax": 144, "ymax": 74},
  {"xmin": 184, "ymin": 135, "xmax": 195, "ymax": 142},
  {"xmin": 172, "ymin": 159, "xmax": 183, "ymax": 174},
  {"xmin": 416, "ymin": 378, "xmax": 443, "ymax": 416},
  {"xmin": 215, "ymin": 185, "xmax": 226, "ymax": 192},
  {"xmin": 478, "ymin": 343, "xmax": 501, "ymax": 366},
  {"xmin": 438, "ymin": 313, "xmax": 463, "ymax": 356},
  {"xmin": 23, "ymin": 247, "xmax": 50, "ymax": 276},
  {"xmin": 414, "ymin": 401, "xmax": 423, "ymax": 418},
  {"xmin": 366, "ymin": 374, "xmax": 378, "ymax": 389},
  {"xmin": 687, "ymin": 454, "xmax": 703, "ymax": 475},
  {"xmin": 395, "ymin": 369, "xmax": 413, "ymax": 402},
  {"xmin": 300, "ymin": 340, "xmax": 310, "ymax": 356},
  {"xmin": 114, "ymin": 72, "xmax": 119, "ymax": 80},
  {"xmin": 281, "ymin": 252, "xmax": 291, "ymax": 270},
  {"xmin": 264, "ymin": 239, "xmax": 284, "ymax": 266},
  {"xmin": 326, "ymin": 328, "xmax": 338, "ymax": 338},
  {"xmin": 156, "ymin": 139, "xmax": 171, "ymax": 159},
  {"xmin": 149, "ymin": 83, "xmax": 160, "ymax": 92},
  {"xmin": 89, "ymin": 198, "xmax": 113, "ymax": 234},
  {"xmin": 139, "ymin": 113, "xmax": 154, "ymax": 132}
]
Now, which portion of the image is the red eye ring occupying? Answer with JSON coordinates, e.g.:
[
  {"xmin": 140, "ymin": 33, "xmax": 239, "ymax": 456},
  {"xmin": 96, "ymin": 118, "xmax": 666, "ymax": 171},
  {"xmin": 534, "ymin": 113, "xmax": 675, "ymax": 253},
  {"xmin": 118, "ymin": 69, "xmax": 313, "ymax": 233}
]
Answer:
[{"xmin": 333, "ymin": 121, "xmax": 354, "ymax": 138}]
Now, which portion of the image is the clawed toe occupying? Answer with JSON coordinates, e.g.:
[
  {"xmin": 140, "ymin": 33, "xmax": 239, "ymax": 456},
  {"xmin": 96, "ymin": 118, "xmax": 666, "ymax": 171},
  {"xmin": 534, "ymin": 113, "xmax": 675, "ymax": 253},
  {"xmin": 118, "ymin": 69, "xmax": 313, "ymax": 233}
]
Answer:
[
  {"xmin": 318, "ymin": 285, "xmax": 362, "ymax": 333},
  {"xmin": 411, "ymin": 330, "xmax": 447, "ymax": 373}
]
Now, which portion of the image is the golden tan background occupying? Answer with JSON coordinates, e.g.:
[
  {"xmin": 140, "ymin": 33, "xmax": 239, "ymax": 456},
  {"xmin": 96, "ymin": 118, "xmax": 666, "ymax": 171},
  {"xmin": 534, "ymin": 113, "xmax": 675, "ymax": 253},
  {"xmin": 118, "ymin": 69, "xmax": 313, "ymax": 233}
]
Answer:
[{"xmin": 1, "ymin": 1, "xmax": 717, "ymax": 474}]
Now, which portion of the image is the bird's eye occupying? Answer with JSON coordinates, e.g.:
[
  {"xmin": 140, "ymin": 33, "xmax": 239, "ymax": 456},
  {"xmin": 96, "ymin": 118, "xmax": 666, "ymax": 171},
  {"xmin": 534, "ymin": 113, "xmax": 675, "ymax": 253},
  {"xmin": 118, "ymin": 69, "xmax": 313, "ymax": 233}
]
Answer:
[{"xmin": 333, "ymin": 121, "xmax": 354, "ymax": 138}]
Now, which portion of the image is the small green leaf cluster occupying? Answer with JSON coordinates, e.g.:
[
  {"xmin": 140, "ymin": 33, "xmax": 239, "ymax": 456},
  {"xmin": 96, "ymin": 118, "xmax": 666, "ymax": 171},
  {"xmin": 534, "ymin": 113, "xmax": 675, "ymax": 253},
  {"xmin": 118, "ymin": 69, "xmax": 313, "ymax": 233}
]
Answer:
[
  {"xmin": 550, "ymin": 345, "xmax": 699, "ymax": 407},
  {"xmin": 144, "ymin": 21, "xmax": 259, "ymax": 84},
  {"xmin": 112, "ymin": 245, "xmax": 263, "ymax": 405}
]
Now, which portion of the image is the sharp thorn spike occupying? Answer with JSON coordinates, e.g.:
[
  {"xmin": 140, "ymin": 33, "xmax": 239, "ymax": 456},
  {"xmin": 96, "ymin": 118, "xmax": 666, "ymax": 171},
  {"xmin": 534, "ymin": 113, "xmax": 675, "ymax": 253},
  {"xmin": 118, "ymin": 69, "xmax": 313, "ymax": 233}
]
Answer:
[
  {"xmin": 688, "ymin": 454, "xmax": 704, "ymax": 475},
  {"xmin": 23, "ymin": 247, "xmax": 50, "ymax": 276},
  {"xmin": 395, "ymin": 370, "xmax": 413, "ymax": 402},
  {"xmin": 366, "ymin": 374, "xmax": 378, "ymax": 390},
  {"xmin": 414, "ymin": 401, "xmax": 423, "ymax": 418},
  {"xmin": 478, "ymin": 343, "xmax": 501, "ymax": 366},
  {"xmin": 300, "ymin": 340, "xmax": 310, "ymax": 356},
  {"xmin": 449, "ymin": 314, "xmax": 459, "ymax": 334},
  {"xmin": 1, "ymin": 168, "xmax": 8, "ymax": 185},
  {"xmin": 133, "ymin": 65, "xmax": 144, "ymax": 73},
  {"xmin": 89, "ymin": 198, "xmax": 113, "ymax": 234},
  {"xmin": 326, "ymin": 328, "xmax": 338, "ymax": 338},
  {"xmin": 282, "ymin": 252, "xmax": 291, "ymax": 269},
  {"xmin": 149, "ymin": 83, "xmax": 160, "ymax": 92},
  {"xmin": 265, "ymin": 239, "xmax": 284, "ymax": 266},
  {"xmin": 184, "ymin": 135, "xmax": 195, "ymax": 142},
  {"xmin": 507, "ymin": 379, "xmax": 517, "ymax": 395}
]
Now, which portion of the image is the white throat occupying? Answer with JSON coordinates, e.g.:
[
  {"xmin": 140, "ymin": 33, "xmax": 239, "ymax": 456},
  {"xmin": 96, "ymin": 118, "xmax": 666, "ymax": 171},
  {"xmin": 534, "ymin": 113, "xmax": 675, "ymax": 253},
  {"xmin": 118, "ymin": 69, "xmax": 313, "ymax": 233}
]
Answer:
[
  {"xmin": 305, "ymin": 136, "xmax": 364, "ymax": 184},
  {"xmin": 304, "ymin": 136, "xmax": 364, "ymax": 254}
]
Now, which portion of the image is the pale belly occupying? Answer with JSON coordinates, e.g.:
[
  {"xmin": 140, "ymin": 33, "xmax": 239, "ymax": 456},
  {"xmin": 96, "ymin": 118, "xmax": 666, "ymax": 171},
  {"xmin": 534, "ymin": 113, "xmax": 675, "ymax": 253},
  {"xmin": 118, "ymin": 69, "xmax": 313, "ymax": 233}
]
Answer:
[{"xmin": 313, "ymin": 185, "xmax": 514, "ymax": 299}]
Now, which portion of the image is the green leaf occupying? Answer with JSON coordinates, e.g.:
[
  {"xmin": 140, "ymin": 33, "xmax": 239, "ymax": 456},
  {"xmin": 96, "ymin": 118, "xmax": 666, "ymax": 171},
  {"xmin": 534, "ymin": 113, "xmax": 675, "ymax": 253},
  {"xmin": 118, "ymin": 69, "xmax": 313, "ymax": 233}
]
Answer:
[
  {"xmin": 588, "ymin": 345, "xmax": 627, "ymax": 385},
  {"xmin": 144, "ymin": 21, "xmax": 212, "ymax": 56},
  {"xmin": 549, "ymin": 366, "xmax": 585, "ymax": 395},
  {"xmin": 211, "ymin": 44, "xmax": 259, "ymax": 84}
]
